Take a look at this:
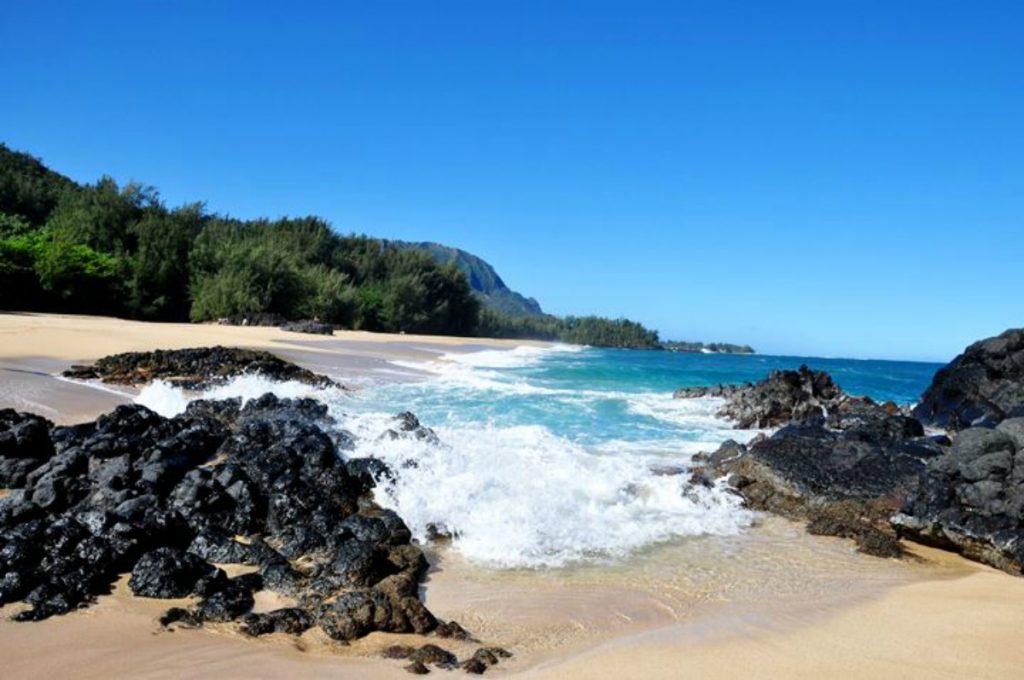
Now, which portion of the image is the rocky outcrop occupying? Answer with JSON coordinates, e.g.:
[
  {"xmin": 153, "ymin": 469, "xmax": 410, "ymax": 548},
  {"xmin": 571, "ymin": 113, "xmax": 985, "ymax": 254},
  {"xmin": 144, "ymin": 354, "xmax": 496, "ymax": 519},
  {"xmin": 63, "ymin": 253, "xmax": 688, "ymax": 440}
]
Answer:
[
  {"xmin": 884, "ymin": 328, "xmax": 1024, "ymax": 575},
  {"xmin": 0, "ymin": 410, "xmax": 56, "ymax": 487},
  {"xmin": 693, "ymin": 411, "xmax": 940, "ymax": 556},
  {"xmin": 683, "ymin": 332, "xmax": 1024, "ymax": 574},
  {"xmin": 893, "ymin": 419, "xmax": 1024, "ymax": 574},
  {"xmin": 674, "ymin": 365, "xmax": 886, "ymax": 429},
  {"xmin": 681, "ymin": 366, "xmax": 945, "ymax": 556},
  {"xmin": 128, "ymin": 547, "xmax": 219, "ymax": 598},
  {"xmin": 0, "ymin": 394, "xmax": 446, "ymax": 645},
  {"xmin": 913, "ymin": 328, "xmax": 1024, "ymax": 430},
  {"xmin": 280, "ymin": 320, "xmax": 334, "ymax": 335},
  {"xmin": 63, "ymin": 346, "xmax": 335, "ymax": 389}
]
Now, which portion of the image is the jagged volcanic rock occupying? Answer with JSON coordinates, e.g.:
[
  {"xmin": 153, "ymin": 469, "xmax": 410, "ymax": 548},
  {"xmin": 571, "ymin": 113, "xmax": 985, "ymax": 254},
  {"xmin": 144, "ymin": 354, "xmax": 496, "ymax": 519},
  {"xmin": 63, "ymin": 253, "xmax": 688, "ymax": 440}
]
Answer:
[
  {"xmin": 62, "ymin": 346, "xmax": 335, "ymax": 389},
  {"xmin": 128, "ymin": 547, "xmax": 219, "ymax": 598},
  {"xmin": 693, "ymin": 415, "xmax": 938, "ymax": 557},
  {"xmin": 0, "ymin": 393, "xmax": 441, "ymax": 643},
  {"xmin": 674, "ymin": 365, "xmax": 879, "ymax": 428},
  {"xmin": 913, "ymin": 328, "xmax": 1024, "ymax": 430},
  {"xmin": 683, "ymin": 367, "xmax": 942, "ymax": 557},
  {"xmin": 0, "ymin": 410, "xmax": 56, "ymax": 487},
  {"xmin": 893, "ymin": 418, "xmax": 1024, "ymax": 574}
]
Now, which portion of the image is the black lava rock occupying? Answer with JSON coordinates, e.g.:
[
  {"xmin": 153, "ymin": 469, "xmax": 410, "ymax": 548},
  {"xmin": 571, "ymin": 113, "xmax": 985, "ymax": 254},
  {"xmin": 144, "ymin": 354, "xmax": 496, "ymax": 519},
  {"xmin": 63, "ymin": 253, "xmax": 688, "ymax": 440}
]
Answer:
[
  {"xmin": 128, "ymin": 547, "xmax": 217, "ymax": 598},
  {"xmin": 382, "ymin": 412, "xmax": 439, "ymax": 444},
  {"xmin": 674, "ymin": 365, "xmax": 845, "ymax": 429},
  {"xmin": 62, "ymin": 346, "xmax": 335, "ymax": 389},
  {"xmin": 0, "ymin": 410, "xmax": 55, "ymax": 487},
  {"xmin": 0, "ymin": 392, "xmax": 444, "ymax": 643},
  {"xmin": 894, "ymin": 420, "xmax": 1024, "ymax": 574},
  {"xmin": 409, "ymin": 644, "xmax": 458, "ymax": 669},
  {"xmin": 688, "ymin": 368, "xmax": 937, "ymax": 558},
  {"xmin": 194, "ymin": 574, "xmax": 257, "ymax": 621},
  {"xmin": 913, "ymin": 328, "xmax": 1024, "ymax": 430}
]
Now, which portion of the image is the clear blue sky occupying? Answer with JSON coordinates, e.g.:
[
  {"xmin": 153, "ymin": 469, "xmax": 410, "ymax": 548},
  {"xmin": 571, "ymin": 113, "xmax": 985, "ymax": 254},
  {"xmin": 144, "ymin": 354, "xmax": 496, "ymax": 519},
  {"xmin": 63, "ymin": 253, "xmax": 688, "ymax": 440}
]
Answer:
[{"xmin": 2, "ymin": 1, "xmax": 1021, "ymax": 361}]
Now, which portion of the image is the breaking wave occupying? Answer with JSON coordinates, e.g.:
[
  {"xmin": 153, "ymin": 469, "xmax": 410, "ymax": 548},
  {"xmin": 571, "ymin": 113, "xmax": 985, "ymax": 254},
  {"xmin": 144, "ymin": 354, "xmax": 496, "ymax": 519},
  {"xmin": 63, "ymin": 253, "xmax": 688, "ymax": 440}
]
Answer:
[{"xmin": 133, "ymin": 344, "xmax": 760, "ymax": 568}]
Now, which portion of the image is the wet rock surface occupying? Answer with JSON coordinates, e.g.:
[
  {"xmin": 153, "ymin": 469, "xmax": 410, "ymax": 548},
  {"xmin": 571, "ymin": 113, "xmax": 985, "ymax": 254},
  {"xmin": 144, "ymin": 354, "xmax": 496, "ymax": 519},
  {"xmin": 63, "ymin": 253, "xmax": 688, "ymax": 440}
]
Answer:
[
  {"xmin": 693, "ymin": 417, "xmax": 934, "ymax": 556},
  {"xmin": 382, "ymin": 411, "xmax": 440, "ymax": 445},
  {"xmin": 684, "ymin": 368, "xmax": 942, "ymax": 557},
  {"xmin": 913, "ymin": 328, "xmax": 1024, "ymax": 430},
  {"xmin": 0, "ymin": 393, "xmax": 449, "ymax": 645},
  {"xmin": 62, "ymin": 346, "xmax": 335, "ymax": 389},
  {"xmin": 684, "ymin": 330, "xmax": 1024, "ymax": 574},
  {"xmin": 675, "ymin": 365, "xmax": 879, "ymax": 429}
]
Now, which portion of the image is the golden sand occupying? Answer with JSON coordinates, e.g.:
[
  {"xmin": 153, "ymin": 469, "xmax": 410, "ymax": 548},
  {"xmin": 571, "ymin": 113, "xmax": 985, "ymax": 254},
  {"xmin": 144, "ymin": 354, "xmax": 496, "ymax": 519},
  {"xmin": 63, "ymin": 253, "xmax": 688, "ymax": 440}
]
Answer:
[{"xmin": 0, "ymin": 312, "xmax": 541, "ymax": 423}]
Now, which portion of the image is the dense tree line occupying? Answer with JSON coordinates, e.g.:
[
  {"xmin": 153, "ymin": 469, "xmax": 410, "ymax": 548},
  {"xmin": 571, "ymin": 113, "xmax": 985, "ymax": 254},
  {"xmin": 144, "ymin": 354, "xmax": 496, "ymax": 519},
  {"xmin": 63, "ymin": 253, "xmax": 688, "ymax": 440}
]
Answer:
[
  {"xmin": 0, "ymin": 145, "xmax": 479, "ymax": 335},
  {"xmin": 0, "ymin": 143, "xmax": 665, "ymax": 346},
  {"xmin": 478, "ymin": 309, "xmax": 661, "ymax": 348}
]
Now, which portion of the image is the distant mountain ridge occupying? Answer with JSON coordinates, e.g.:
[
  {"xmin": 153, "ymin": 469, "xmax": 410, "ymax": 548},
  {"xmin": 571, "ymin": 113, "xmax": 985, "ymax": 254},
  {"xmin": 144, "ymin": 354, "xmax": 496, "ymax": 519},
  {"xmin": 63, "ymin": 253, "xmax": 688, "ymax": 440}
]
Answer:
[{"xmin": 388, "ymin": 240, "xmax": 544, "ymax": 317}]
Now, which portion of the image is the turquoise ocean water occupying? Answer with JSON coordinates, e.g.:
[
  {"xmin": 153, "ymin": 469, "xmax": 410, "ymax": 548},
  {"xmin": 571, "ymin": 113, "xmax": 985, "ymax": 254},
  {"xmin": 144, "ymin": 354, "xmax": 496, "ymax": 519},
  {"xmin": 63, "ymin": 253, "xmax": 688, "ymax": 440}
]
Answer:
[
  {"xmin": 139, "ymin": 345, "xmax": 943, "ymax": 570},
  {"xmin": 368, "ymin": 346, "xmax": 941, "ymax": 446}
]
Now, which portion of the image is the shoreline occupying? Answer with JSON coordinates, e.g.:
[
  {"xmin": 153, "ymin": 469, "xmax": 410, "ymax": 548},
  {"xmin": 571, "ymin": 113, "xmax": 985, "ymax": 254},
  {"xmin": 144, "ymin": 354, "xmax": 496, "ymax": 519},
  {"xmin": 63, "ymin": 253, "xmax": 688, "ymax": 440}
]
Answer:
[
  {"xmin": 1, "ymin": 312, "xmax": 1022, "ymax": 678},
  {"xmin": 0, "ymin": 312, "xmax": 548, "ymax": 424},
  {"xmin": 1, "ymin": 519, "xmax": 1019, "ymax": 679}
]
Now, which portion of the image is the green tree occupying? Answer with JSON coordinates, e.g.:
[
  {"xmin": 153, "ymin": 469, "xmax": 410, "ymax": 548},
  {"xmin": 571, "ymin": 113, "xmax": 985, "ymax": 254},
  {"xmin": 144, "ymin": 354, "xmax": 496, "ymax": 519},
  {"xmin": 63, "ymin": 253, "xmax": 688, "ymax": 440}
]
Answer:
[{"xmin": 130, "ymin": 203, "xmax": 204, "ymax": 319}]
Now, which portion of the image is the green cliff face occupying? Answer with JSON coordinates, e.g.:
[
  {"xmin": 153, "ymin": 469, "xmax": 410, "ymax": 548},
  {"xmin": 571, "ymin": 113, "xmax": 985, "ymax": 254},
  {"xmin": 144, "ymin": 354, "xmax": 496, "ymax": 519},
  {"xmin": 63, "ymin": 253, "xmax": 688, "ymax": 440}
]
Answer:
[{"xmin": 388, "ymin": 241, "xmax": 543, "ymax": 317}]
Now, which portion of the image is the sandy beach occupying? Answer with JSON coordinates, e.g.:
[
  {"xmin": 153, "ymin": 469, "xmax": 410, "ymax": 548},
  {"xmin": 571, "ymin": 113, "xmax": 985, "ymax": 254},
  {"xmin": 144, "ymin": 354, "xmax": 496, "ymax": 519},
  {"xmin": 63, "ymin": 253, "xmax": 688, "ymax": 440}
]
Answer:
[
  {"xmin": 0, "ymin": 312, "xmax": 541, "ymax": 424},
  {"xmin": 1, "ymin": 313, "xmax": 1022, "ymax": 679}
]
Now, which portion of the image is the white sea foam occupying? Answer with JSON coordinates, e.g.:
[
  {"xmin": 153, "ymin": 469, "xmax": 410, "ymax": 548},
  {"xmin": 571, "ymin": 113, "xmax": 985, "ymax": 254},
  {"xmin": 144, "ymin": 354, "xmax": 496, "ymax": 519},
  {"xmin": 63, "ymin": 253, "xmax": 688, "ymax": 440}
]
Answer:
[
  {"xmin": 343, "ymin": 413, "xmax": 751, "ymax": 568},
  {"xmin": 135, "ymin": 380, "xmax": 192, "ymax": 417},
  {"xmin": 436, "ymin": 343, "xmax": 585, "ymax": 369},
  {"xmin": 135, "ymin": 374, "xmax": 340, "ymax": 418},
  {"xmin": 130, "ymin": 343, "xmax": 755, "ymax": 569}
]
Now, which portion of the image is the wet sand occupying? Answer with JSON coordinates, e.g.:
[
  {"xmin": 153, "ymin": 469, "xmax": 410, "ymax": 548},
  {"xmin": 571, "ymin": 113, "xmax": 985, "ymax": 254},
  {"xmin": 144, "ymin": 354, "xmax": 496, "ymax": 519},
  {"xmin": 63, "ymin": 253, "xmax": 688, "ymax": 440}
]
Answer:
[
  {"xmin": 0, "ymin": 312, "xmax": 541, "ymax": 423},
  {"xmin": 1, "ymin": 519, "xmax": 1019, "ymax": 679},
  {"xmin": 1, "ymin": 312, "xmax": 1023, "ymax": 678},
  {"xmin": 521, "ymin": 545, "xmax": 1024, "ymax": 680}
]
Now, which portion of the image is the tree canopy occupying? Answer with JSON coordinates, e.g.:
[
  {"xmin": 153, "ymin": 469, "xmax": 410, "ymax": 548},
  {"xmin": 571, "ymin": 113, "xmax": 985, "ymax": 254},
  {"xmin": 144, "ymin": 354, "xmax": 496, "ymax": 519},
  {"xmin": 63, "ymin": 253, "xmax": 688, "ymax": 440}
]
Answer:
[{"xmin": 0, "ymin": 142, "xmax": 671, "ymax": 347}]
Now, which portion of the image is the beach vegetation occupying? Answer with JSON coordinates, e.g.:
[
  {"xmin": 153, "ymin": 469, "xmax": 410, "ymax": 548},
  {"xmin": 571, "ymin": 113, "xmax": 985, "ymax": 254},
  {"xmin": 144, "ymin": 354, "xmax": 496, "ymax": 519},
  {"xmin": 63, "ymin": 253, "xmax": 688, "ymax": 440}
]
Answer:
[{"xmin": 0, "ymin": 143, "xmax": 663, "ymax": 346}]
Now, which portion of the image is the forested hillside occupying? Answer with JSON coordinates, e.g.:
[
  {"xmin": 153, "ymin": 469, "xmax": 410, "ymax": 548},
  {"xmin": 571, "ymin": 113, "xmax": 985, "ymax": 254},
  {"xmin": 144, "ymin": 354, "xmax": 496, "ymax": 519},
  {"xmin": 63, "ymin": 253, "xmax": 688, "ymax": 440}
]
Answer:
[
  {"xmin": 0, "ymin": 144, "xmax": 666, "ymax": 347},
  {"xmin": 0, "ymin": 145, "xmax": 479, "ymax": 334},
  {"xmin": 390, "ymin": 241, "xmax": 543, "ymax": 317}
]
